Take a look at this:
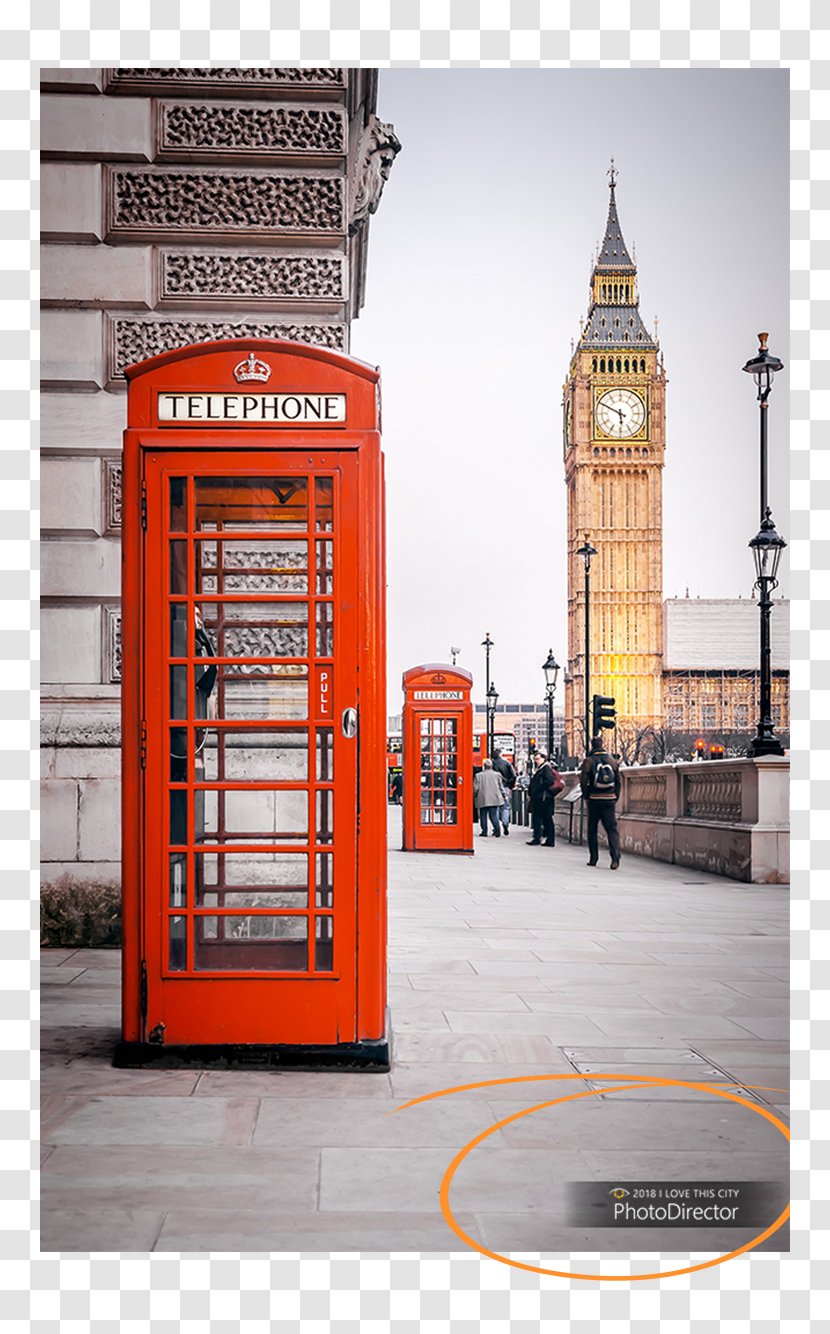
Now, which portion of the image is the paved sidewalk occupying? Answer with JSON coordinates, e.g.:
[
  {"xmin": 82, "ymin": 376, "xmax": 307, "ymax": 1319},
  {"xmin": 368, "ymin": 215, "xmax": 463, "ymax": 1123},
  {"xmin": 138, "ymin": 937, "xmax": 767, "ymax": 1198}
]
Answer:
[{"xmin": 41, "ymin": 809, "xmax": 789, "ymax": 1254}]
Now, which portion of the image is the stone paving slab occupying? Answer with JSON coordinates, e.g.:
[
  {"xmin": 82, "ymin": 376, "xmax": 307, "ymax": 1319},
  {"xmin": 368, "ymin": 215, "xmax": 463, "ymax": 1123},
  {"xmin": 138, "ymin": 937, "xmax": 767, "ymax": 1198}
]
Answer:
[
  {"xmin": 191, "ymin": 1070, "xmax": 394, "ymax": 1099},
  {"xmin": 252, "ymin": 1097, "xmax": 508, "ymax": 1149},
  {"xmin": 42, "ymin": 1145, "xmax": 321, "ymax": 1214},
  {"xmin": 388, "ymin": 1063, "xmax": 579, "ymax": 1102},
  {"xmin": 41, "ymin": 1206, "xmax": 165, "ymax": 1253},
  {"xmin": 40, "ymin": 808, "xmax": 789, "ymax": 1253},
  {"xmin": 47, "ymin": 1095, "xmax": 260, "ymax": 1147},
  {"xmin": 155, "ymin": 1209, "xmax": 477, "ymax": 1253}
]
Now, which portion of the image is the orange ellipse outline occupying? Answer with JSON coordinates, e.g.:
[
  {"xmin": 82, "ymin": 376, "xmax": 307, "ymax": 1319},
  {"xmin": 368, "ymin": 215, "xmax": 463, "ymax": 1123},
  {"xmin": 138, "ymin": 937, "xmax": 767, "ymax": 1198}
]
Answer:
[{"xmin": 393, "ymin": 1073, "xmax": 790, "ymax": 1282}]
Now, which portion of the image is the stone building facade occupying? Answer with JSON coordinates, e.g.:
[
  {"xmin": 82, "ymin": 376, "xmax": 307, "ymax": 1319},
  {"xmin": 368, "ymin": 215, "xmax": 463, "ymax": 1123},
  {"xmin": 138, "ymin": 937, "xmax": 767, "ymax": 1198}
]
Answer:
[{"xmin": 40, "ymin": 67, "xmax": 399, "ymax": 892}]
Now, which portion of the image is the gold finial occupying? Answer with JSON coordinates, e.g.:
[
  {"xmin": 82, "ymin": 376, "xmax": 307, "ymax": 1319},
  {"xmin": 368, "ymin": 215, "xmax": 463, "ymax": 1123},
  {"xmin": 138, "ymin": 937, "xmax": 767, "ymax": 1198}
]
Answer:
[
  {"xmin": 758, "ymin": 332, "xmax": 769, "ymax": 349},
  {"xmin": 607, "ymin": 158, "xmax": 617, "ymax": 189}
]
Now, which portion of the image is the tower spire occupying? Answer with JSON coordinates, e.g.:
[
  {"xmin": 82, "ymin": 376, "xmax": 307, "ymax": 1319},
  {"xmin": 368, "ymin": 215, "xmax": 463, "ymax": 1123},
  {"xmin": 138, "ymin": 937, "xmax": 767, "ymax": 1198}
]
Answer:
[{"xmin": 577, "ymin": 167, "xmax": 655, "ymax": 350}]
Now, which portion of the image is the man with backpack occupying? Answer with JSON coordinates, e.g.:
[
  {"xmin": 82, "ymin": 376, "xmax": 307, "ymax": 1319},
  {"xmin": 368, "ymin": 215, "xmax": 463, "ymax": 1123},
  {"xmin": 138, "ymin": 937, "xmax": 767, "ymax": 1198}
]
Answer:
[{"xmin": 580, "ymin": 736, "xmax": 622, "ymax": 869}]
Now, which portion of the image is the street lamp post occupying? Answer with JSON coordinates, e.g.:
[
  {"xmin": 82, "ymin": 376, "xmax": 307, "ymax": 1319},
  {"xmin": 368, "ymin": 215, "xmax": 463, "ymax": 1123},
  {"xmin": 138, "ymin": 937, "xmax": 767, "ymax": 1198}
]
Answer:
[
  {"xmin": 743, "ymin": 334, "xmax": 787, "ymax": 759},
  {"xmin": 486, "ymin": 682, "xmax": 499, "ymax": 756},
  {"xmin": 748, "ymin": 509, "xmax": 787, "ymax": 756},
  {"xmin": 575, "ymin": 536, "xmax": 597, "ymax": 756},
  {"xmin": 542, "ymin": 649, "xmax": 560, "ymax": 764},
  {"xmin": 481, "ymin": 632, "xmax": 493, "ymax": 753}
]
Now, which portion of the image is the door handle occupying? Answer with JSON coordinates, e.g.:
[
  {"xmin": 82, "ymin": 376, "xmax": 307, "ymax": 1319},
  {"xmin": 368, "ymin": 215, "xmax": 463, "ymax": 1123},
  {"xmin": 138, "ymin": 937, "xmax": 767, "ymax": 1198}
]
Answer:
[{"xmin": 342, "ymin": 707, "xmax": 357, "ymax": 738}]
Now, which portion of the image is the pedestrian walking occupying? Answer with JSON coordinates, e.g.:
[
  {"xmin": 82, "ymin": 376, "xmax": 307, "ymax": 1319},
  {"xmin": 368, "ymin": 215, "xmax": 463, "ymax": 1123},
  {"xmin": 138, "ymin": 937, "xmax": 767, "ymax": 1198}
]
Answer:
[
  {"xmin": 473, "ymin": 758, "xmax": 506, "ymax": 837},
  {"xmin": 527, "ymin": 750, "xmax": 563, "ymax": 847},
  {"xmin": 580, "ymin": 735, "xmax": 622, "ymax": 869},
  {"xmin": 491, "ymin": 747, "xmax": 517, "ymax": 836}
]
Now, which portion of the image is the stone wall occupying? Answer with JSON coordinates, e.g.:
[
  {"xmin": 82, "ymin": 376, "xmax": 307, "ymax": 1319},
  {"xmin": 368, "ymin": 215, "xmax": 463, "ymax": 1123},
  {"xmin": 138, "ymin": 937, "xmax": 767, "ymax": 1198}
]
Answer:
[
  {"xmin": 553, "ymin": 757, "xmax": 789, "ymax": 884},
  {"xmin": 40, "ymin": 68, "xmax": 399, "ymax": 890}
]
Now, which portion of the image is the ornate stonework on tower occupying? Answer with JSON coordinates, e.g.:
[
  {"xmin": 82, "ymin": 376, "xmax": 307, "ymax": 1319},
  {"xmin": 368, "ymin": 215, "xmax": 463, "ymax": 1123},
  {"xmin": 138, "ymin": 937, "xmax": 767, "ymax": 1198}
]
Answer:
[{"xmin": 563, "ymin": 166, "xmax": 666, "ymax": 755}]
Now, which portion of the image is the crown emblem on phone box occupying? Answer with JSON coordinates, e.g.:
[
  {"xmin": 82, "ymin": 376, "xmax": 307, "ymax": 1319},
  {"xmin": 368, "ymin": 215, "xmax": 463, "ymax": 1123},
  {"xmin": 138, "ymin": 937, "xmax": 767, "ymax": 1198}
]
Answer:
[{"xmin": 234, "ymin": 353, "xmax": 272, "ymax": 384}]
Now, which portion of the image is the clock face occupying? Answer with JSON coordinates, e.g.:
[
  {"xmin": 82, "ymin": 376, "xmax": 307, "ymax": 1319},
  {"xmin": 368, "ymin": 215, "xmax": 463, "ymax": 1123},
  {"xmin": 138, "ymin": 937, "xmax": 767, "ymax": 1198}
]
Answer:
[{"xmin": 595, "ymin": 388, "xmax": 646, "ymax": 439}]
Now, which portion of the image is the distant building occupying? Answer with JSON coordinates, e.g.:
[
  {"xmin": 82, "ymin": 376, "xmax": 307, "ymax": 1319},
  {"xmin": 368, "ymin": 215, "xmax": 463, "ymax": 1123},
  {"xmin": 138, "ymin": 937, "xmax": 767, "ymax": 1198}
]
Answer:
[
  {"xmin": 474, "ymin": 703, "xmax": 566, "ymax": 766},
  {"xmin": 662, "ymin": 597, "xmax": 789, "ymax": 743}
]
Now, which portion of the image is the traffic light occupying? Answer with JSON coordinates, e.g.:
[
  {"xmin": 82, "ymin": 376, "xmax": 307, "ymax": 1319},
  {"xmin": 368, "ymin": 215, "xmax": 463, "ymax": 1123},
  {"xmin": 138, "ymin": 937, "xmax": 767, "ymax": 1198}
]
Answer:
[
  {"xmin": 693, "ymin": 739, "xmax": 705, "ymax": 760},
  {"xmin": 591, "ymin": 694, "xmax": 616, "ymax": 733},
  {"xmin": 709, "ymin": 744, "xmax": 725, "ymax": 760}
]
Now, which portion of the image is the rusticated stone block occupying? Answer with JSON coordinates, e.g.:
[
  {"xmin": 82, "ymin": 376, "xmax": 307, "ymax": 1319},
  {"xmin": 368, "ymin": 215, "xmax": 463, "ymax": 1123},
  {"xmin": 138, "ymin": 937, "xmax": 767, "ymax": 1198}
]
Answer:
[
  {"xmin": 41, "ymin": 539, "xmax": 121, "ymax": 599},
  {"xmin": 41, "ymin": 163, "xmax": 102, "ymax": 243},
  {"xmin": 41, "ymin": 606, "xmax": 101, "ymax": 684},
  {"xmin": 107, "ymin": 315, "xmax": 346, "ymax": 382},
  {"xmin": 158, "ymin": 102, "xmax": 345, "ymax": 161},
  {"xmin": 78, "ymin": 779, "xmax": 122, "ymax": 861},
  {"xmin": 41, "ymin": 310, "xmax": 104, "ymax": 390},
  {"xmin": 42, "ymin": 780, "xmax": 79, "ymax": 861},
  {"xmin": 159, "ymin": 250, "xmax": 346, "ymax": 306},
  {"xmin": 105, "ymin": 68, "xmax": 346, "ymax": 98},
  {"xmin": 105, "ymin": 166, "xmax": 344, "ymax": 242},
  {"xmin": 41, "ymin": 244, "xmax": 153, "ymax": 310},
  {"xmin": 41, "ymin": 69, "xmax": 104, "ymax": 94},
  {"xmin": 55, "ymin": 747, "xmax": 122, "ymax": 779},
  {"xmin": 41, "ymin": 95, "xmax": 152, "ymax": 161},
  {"xmin": 41, "ymin": 393, "xmax": 127, "ymax": 453},
  {"xmin": 41, "ymin": 457, "xmax": 102, "ymax": 536}
]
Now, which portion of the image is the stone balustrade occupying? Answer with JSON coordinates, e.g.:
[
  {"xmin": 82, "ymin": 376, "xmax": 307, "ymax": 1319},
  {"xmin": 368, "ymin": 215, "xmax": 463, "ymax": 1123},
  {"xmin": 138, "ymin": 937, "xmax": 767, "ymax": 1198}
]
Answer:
[{"xmin": 554, "ymin": 757, "xmax": 789, "ymax": 884}]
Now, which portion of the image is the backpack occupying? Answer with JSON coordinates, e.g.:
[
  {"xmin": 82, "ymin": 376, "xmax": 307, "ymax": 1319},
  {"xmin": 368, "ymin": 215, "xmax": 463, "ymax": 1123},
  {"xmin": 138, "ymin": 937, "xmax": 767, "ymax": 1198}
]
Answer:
[{"xmin": 591, "ymin": 754, "xmax": 616, "ymax": 794}]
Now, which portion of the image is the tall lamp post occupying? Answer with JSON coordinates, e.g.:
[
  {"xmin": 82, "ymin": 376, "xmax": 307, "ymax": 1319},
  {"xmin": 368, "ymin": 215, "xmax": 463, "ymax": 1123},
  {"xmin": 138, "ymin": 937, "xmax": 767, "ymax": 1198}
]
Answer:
[
  {"xmin": 575, "ymin": 536, "xmax": 597, "ymax": 755},
  {"xmin": 542, "ymin": 649, "xmax": 560, "ymax": 763},
  {"xmin": 481, "ymin": 632, "xmax": 493, "ymax": 751},
  {"xmin": 486, "ymin": 682, "xmax": 499, "ymax": 756},
  {"xmin": 743, "ymin": 334, "xmax": 787, "ymax": 758}
]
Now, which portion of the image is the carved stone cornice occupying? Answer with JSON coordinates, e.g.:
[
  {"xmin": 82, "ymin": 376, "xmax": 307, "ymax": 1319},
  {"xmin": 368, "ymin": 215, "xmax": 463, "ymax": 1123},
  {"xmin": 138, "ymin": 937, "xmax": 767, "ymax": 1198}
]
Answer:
[
  {"xmin": 159, "ymin": 250, "xmax": 346, "ymax": 310},
  {"xmin": 106, "ymin": 315, "xmax": 346, "ymax": 383},
  {"xmin": 157, "ymin": 102, "xmax": 346, "ymax": 164},
  {"xmin": 105, "ymin": 167, "xmax": 345, "ymax": 244},
  {"xmin": 105, "ymin": 68, "xmax": 346, "ymax": 100},
  {"xmin": 349, "ymin": 115, "xmax": 401, "ymax": 236}
]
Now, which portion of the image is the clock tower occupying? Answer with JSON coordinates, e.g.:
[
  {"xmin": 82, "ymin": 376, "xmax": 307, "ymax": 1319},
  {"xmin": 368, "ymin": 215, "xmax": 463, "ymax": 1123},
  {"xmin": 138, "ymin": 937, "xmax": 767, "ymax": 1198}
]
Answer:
[{"xmin": 563, "ymin": 166, "xmax": 666, "ymax": 756}]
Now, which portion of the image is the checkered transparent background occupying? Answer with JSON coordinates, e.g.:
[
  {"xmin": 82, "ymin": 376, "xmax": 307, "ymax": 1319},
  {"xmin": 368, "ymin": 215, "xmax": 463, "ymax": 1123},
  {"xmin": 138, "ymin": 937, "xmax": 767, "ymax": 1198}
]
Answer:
[{"xmin": 3, "ymin": 0, "xmax": 825, "ymax": 1326}]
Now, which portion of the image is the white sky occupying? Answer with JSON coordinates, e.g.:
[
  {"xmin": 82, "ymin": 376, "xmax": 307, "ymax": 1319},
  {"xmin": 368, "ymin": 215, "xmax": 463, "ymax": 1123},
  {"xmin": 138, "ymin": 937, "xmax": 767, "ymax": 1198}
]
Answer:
[{"xmin": 349, "ymin": 69, "xmax": 789, "ymax": 708}]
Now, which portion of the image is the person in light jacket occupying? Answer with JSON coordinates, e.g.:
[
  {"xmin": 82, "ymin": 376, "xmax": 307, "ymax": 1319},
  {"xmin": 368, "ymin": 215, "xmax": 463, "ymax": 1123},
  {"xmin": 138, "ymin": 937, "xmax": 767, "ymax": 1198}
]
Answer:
[{"xmin": 473, "ymin": 758, "xmax": 507, "ymax": 837}]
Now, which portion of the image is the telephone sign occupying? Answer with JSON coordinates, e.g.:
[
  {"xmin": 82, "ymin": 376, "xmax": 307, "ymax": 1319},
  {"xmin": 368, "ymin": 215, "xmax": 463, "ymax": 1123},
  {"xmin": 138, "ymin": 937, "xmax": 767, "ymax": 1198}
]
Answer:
[{"xmin": 116, "ymin": 339, "xmax": 388, "ymax": 1068}]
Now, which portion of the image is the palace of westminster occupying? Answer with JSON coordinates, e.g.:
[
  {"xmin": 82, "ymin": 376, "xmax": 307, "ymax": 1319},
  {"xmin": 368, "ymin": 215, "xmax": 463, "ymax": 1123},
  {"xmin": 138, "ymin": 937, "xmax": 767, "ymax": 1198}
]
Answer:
[{"xmin": 560, "ymin": 167, "xmax": 789, "ymax": 760}]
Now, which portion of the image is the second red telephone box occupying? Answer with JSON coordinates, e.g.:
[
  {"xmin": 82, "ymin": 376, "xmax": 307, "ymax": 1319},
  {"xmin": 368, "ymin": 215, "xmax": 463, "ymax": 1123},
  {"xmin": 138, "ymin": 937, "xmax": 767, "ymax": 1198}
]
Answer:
[{"xmin": 401, "ymin": 665, "xmax": 473, "ymax": 853}]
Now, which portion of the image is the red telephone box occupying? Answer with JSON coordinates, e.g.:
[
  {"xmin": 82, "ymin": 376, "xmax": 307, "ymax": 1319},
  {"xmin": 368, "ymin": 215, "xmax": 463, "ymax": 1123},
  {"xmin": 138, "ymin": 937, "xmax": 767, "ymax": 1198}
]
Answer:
[
  {"xmin": 401, "ymin": 665, "xmax": 473, "ymax": 853},
  {"xmin": 115, "ymin": 339, "xmax": 388, "ymax": 1067}
]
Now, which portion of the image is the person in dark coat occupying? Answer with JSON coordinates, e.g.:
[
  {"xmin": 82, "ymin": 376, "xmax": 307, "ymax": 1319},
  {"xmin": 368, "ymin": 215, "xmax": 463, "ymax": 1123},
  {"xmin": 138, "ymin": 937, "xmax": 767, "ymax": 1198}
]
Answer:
[
  {"xmin": 580, "ymin": 735, "xmax": 622, "ymax": 869},
  {"xmin": 527, "ymin": 751, "xmax": 561, "ymax": 847},
  {"xmin": 491, "ymin": 748, "xmax": 517, "ymax": 835}
]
